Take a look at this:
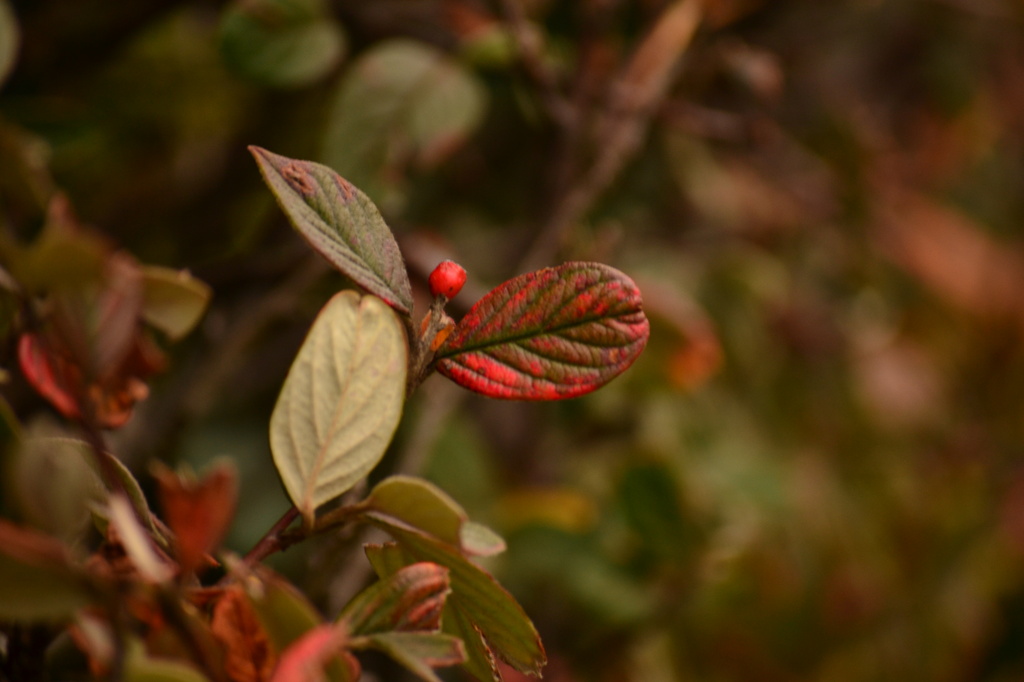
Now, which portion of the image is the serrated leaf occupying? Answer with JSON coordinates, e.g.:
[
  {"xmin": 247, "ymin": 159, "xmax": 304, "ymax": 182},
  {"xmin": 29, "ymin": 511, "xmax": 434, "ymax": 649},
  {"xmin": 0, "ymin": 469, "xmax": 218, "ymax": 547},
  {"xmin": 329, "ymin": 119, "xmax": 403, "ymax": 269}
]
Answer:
[
  {"xmin": 363, "ymin": 525, "xmax": 546, "ymax": 678},
  {"xmin": 322, "ymin": 39, "xmax": 487, "ymax": 206},
  {"xmin": 355, "ymin": 632, "xmax": 465, "ymax": 682},
  {"xmin": 270, "ymin": 291, "xmax": 407, "ymax": 525},
  {"xmin": 365, "ymin": 476, "xmax": 504, "ymax": 556},
  {"xmin": 220, "ymin": 0, "xmax": 346, "ymax": 88},
  {"xmin": 0, "ymin": 0, "xmax": 19, "ymax": 90},
  {"xmin": 140, "ymin": 265, "xmax": 211, "ymax": 341},
  {"xmin": 250, "ymin": 146, "xmax": 413, "ymax": 314},
  {"xmin": 436, "ymin": 262, "xmax": 650, "ymax": 400},
  {"xmin": 340, "ymin": 562, "xmax": 450, "ymax": 635}
]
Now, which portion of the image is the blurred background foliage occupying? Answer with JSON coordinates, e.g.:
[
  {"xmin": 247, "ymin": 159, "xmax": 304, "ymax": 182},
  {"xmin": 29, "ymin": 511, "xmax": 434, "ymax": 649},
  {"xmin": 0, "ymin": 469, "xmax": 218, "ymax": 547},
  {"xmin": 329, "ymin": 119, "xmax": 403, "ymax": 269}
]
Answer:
[{"xmin": 3, "ymin": 0, "xmax": 1024, "ymax": 680}]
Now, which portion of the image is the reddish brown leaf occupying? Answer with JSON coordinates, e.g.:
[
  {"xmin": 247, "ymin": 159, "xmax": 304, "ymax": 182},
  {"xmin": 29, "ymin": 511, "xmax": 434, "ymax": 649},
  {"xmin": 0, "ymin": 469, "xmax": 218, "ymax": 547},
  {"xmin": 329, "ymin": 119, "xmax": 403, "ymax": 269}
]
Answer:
[
  {"xmin": 435, "ymin": 262, "xmax": 649, "ymax": 400},
  {"xmin": 212, "ymin": 586, "xmax": 277, "ymax": 682},
  {"xmin": 270, "ymin": 624, "xmax": 359, "ymax": 682},
  {"xmin": 154, "ymin": 461, "xmax": 238, "ymax": 575},
  {"xmin": 18, "ymin": 332, "xmax": 82, "ymax": 419}
]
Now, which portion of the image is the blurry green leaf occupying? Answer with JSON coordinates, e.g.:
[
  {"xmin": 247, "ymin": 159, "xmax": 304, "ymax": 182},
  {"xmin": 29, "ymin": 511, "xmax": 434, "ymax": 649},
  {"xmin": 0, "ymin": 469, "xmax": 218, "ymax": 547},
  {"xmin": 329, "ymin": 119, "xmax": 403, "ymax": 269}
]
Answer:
[
  {"xmin": 10, "ymin": 425, "xmax": 106, "ymax": 544},
  {"xmin": 362, "ymin": 527, "xmax": 545, "ymax": 679},
  {"xmin": 504, "ymin": 525, "xmax": 655, "ymax": 627},
  {"xmin": 459, "ymin": 521, "xmax": 506, "ymax": 557},
  {"xmin": 0, "ymin": 0, "xmax": 18, "ymax": 89},
  {"xmin": 250, "ymin": 146, "xmax": 414, "ymax": 314},
  {"xmin": 321, "ymin": 39, "xmax": 486, "ymax": 205},
  {"xmin": 354, "ymin": 632, "xmax": 465, "ymax": 682},
  {"xmin": 272, "ymin": 625, "xmax": 359, "ymax": 682},
  {"xmin": 270, "ymin": 291, "xmax": 407, "ymax": 526},
  {"xmin": 11, "ymin": 212, "xmax": 107, "ymax": 295},
  {"xmin": 140, "ymin": 265, "xmax": 212, "ymax": 341},
  {"xmin": 246, "ymin": 573, "xmax": 323, "ymax": 651},
  {"xmin": 364, "ymin": 476, "xmax": 505, "ymax": 556},
  {"xmin": 0, "ymin": 520, "xmax": 98, "ymax": 620},
  {"xmin": 124, "ymin": 639, "xmax": 209, "ymax": 682},
  {"xmin": 220, "ymin": 0, "xmax": 346, "ymax": 88},
  {"xmin": 618, "ymin": 461, "xmax": 692, "ymax": 560},
  {"xmin": 340, "ymin": 561, "xmax": 450, "ymax": 635}
]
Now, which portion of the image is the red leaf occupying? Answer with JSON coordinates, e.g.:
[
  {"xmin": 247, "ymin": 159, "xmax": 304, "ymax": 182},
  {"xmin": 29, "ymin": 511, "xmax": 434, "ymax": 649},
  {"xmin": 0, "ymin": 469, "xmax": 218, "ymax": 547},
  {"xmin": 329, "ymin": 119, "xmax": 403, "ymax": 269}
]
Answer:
[
  {"xmin": 435, "ymin": 262, "xmax": 649, "ymax": 400},
  {"xmin": 211, "ymin": 586, "xmax": 277, "ymax": 682},
  {"xmin": 271, "ymin": 625, "xmax": 359, "ymax": 682},
  {"xmin": 18, "ymin": 332, "xmax": 83, "ymax": 419},
  {"xmin": 154, "ymin": 461, "xmax": 238, "ymax": 575}
]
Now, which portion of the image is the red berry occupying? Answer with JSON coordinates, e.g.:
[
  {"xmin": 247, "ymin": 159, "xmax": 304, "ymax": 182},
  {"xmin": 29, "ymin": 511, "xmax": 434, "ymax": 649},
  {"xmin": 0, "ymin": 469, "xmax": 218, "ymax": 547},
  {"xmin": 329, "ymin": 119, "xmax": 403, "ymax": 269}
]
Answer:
[{"xmin": 428, "ymin": 260, "xmax": 466, "ymax": 299}]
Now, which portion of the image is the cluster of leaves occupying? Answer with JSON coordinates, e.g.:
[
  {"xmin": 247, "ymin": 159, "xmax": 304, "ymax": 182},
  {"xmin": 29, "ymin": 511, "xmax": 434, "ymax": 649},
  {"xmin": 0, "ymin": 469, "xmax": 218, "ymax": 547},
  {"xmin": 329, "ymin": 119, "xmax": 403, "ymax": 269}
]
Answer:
[
  {"xmin": 7, "ymin": 0, "xmax": 1024, "ymax": 680},
  {"xmin": 0, "ymin": 34, "xmax": 649, "ymax": 674}
]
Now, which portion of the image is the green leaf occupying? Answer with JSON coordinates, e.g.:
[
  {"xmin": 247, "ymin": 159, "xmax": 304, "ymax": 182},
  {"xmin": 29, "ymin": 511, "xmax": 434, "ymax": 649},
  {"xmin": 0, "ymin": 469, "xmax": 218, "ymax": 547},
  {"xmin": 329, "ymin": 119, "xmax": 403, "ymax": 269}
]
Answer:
[
  {"xmin": 270, "ymin": 291, "xmax": 407, "ymax": 526},
  {"xmin": 363, "ymin": 526, "xmax": 546, "ymax": 679},
  {"xmin": 354, "ymin": 632, "xmax": 465, "ymax": 682},
  {"xmin": 364, "ymin": 544, "xmax": 499, "ymax": 682},
  {"xmin": 140, "ymin": 265, "xmax": 212, "ymax": 341},
  {"xmin": 321, "ymin": 39, "xmax": 486, "ymax": 205},
  {"xmin": 250, "ymin": 147, "xmax": 413, "ymax": 314},
  {"xmin": 436, "ymin": 262, "xmax": 650, "ymax": 400},
  {"xmin": 0, "ymin": 520, "xmax": 98, "ymax": 621},
  {"xmin": 9, "ymin": 427, "xmax": 107, "ymax": 544},
  {"xmin": 245, "ymin": 573, "xmax": 323, "ymax": 652},
  {"xmin": 618, "ymin": 461, "xmax": 694, "ymax": 560},
  {"xmin": 364, "ymin": 476, "xmax": 505, "ymax": 556},
  {"xmin": 340, "ymin": 562, "xmax": 450, "ymax": 635},
  {"xmin": 220, "ymin": 0, "xmax": 345, "ymax": 88},
  {"xmin": 124, "ymin": 639, "xmax": 210, "ymax": 682},
  {"xmin": 0, "ymin": 0, "xmax": 18, "ymax": 90}
]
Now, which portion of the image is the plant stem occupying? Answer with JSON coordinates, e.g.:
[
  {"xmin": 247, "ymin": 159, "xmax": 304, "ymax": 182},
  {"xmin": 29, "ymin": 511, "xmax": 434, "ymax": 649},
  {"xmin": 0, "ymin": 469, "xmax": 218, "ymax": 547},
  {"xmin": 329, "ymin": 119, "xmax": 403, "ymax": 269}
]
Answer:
[{"xmin": 240, "ymin": 505, "xmax": 300, "ymax": 566}]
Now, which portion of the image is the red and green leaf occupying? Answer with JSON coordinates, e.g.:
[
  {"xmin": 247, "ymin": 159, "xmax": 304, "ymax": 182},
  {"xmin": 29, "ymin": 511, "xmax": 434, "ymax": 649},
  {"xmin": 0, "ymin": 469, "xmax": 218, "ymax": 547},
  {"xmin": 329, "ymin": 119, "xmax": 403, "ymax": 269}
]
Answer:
[
  {"xmin": 249, "ymin": 147, "xmax": 413, "ymax": 314},
  {"xmin": 435, "ymin": 262, "xmax": 649, "ymax": 400},
  {"xmin": 340, "ymin": 561, "xmax": 450, "ymax": 635},
  {"xmin": 362, "ymin": 532, "xmax": 546, "ymax": 681}
]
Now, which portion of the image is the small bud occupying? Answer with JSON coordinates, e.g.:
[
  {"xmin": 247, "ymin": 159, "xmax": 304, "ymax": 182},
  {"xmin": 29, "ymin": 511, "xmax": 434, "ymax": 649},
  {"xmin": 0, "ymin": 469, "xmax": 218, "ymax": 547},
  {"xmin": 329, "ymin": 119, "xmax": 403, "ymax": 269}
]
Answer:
[{"xmin": 428, "ymin": 260, "xmax": 467, "ymax": 299}]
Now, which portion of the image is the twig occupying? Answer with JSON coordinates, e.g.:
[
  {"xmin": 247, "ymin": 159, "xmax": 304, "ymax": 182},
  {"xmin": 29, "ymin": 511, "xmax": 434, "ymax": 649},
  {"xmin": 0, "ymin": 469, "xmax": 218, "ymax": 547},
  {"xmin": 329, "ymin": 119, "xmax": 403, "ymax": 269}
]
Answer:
[
  {"xmin": 496, "ymin": 0, "xmax": 575, "ymax": 129},
  {"xmin": 239, "ymin": 505, "xmax": 300, "ymax": 567},
  {"xmin": 520, "ymin": 0, "xmax": 701, "ymax": 269}
]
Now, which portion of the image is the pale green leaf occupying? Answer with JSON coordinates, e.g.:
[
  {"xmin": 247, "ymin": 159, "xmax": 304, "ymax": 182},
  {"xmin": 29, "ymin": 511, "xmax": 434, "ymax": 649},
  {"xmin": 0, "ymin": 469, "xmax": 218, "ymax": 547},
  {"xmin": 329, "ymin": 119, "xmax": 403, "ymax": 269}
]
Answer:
[
  {"xmin": 321, "ymin": 40, "xmax": 486, "ymax": 206},
  {"xmin": 250, "ymin": 147, "xmax": 413, "ymax": 313},
  {"xmin": 270, "ymin": 291, "xmax": 407, "ymax": 525},
  {"xmin": 140, "ymin": 265, "xmax": 211, "ymax": 341},
  {"xmin": 365, "ymin": 476, "xmax": 505, "ymax": 556},
  {"xmin": 10, "ymin": 430, "xmax": 106, "ymax": 545},
  {"xmin": 220, "ymin": 0, "xmax": 345, "ymax": 88}
]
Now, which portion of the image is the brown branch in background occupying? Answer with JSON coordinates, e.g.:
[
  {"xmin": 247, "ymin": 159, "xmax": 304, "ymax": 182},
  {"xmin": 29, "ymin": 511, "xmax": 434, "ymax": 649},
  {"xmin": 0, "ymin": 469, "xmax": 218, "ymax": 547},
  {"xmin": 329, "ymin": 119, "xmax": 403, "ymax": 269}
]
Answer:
[
  {"xmin": 496, "ymin": 0, "xmax": 575, "ymax": 129},
  {"xmin": 521, "ymin": 0, "xmax": 702, "ymax": 270},
  {"xmin": 239, "ymin": 506, "xmax": 300, "ymax": 567}
]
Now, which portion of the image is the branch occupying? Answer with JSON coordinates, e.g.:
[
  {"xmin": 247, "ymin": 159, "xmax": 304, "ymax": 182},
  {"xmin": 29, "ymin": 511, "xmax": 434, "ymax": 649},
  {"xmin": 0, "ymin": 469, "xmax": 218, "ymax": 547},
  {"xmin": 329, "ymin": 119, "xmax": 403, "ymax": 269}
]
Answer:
[
  {"xmin": 496, "ymin": 0, "xmax": 575, "ymax": 129},
  {"xmin": 520, "ymin": 0, "xmax": 702, "ymax": 270}
]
